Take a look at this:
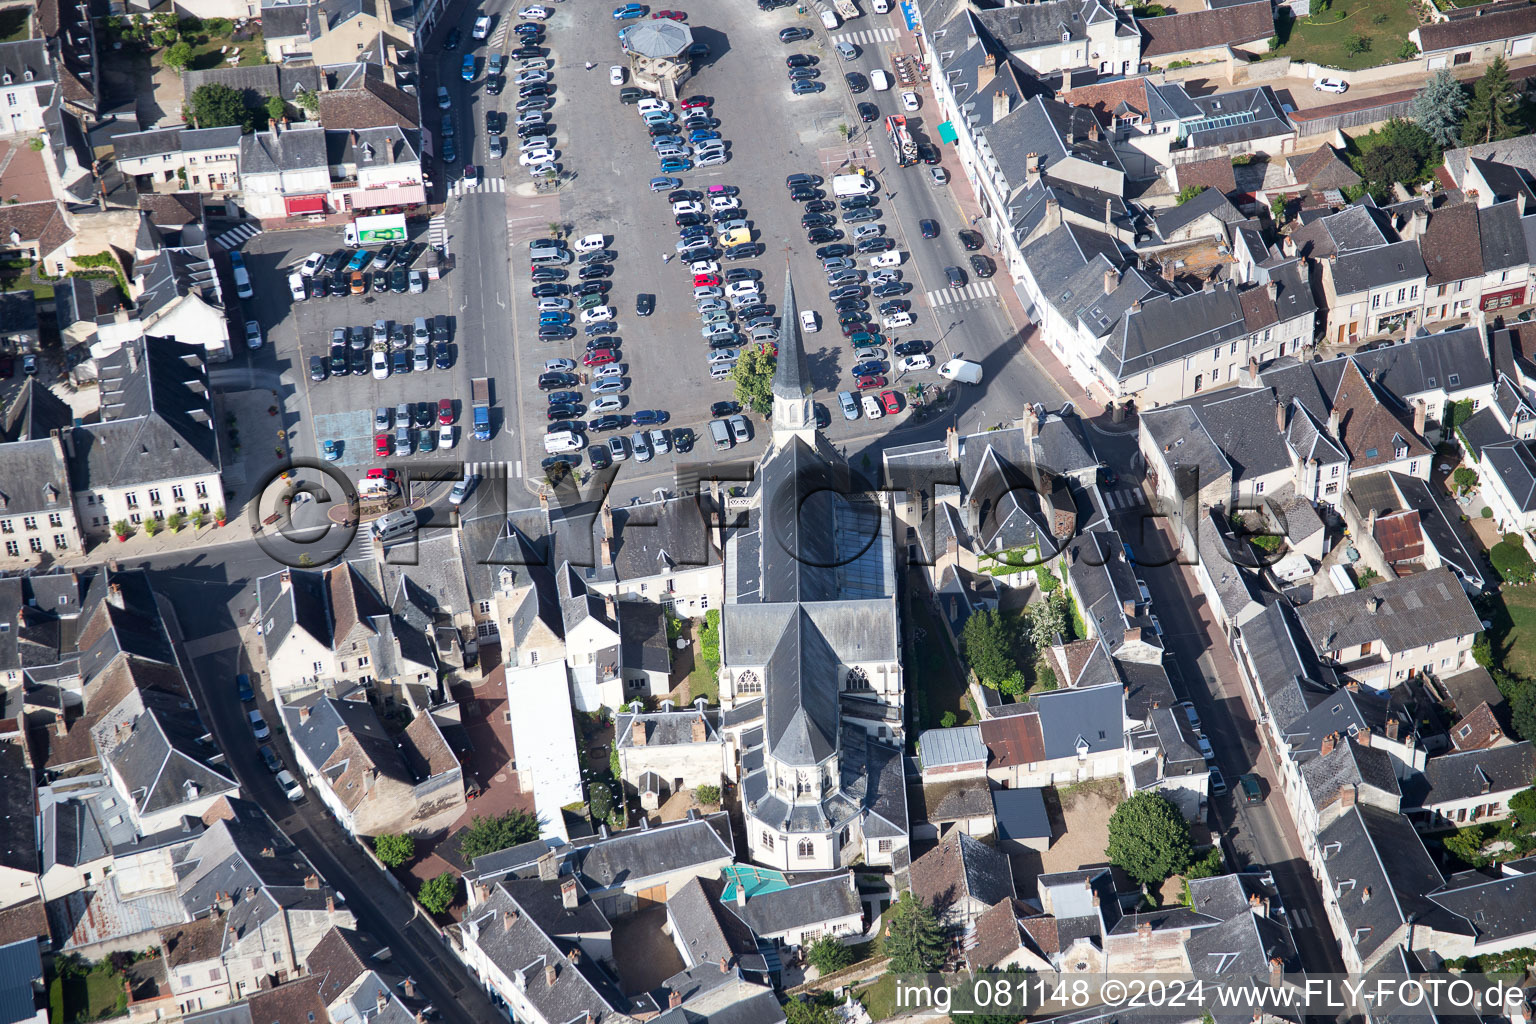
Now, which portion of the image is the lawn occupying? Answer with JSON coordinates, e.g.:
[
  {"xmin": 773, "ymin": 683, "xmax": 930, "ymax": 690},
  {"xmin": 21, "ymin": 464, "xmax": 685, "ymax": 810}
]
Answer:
[
  {"xmin": 856, "ymin": 975, "xmax": 899, "ymax": 1021},
  {"xmin": 1273, "ymin": 0, "xmax": 1421, "ymax": 70},
  {"xmin": 1481, "ymin": 584, "xmax": 1536, "ymax": 680},
  {"xmin": 183, "ymin": 29, "xmax": 265, "ymax": 71},
  {"xmin": 906, "ymin": 600, "xmax": 972, "ymax": 734},
  {"xmin": 0, "ymin": 260, "xmax": 52, "ymax": 300},
  {"xmin": 50, "ymin": 966, "xmax": 128, "ymax": 1023},
  {"xmin": 0, "ymin": 8, "xmax": 29, "ymax": 42}
]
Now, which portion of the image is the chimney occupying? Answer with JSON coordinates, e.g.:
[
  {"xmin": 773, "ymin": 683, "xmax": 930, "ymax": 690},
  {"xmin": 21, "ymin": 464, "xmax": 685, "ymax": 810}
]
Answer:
[
  {"xmin": 560, "ymin": 879, "xmax": 578, "ymax": 910},
  {"xmin": 1122, "ymin": 597, "xmax": 1137, "ymax": 616},
  {"xmin": 631, "ymin": 717, "xmax": 646, "ymax": 746},
  {"xmin": 1105, "ymin": 197, "xmax": 1114, "ymax": 233},
  {"xmin": 669, "ymin": 990, "xmax": 683, "ymax": 1010},
  {"xmin": 545, "ymin": 963, "xmax": 557, "ymax": 987},
  {"xmin": 1356, "ymin": 728, "xmax": 1370, "ymax": 748},
  {"xmin": 1269, "ymin": 957, "xmax": 1284, "ymax": 988},
  {"xmin": 1411, "ymin": 207, "xmax": 1428, "ymax": 239},
  {"xmin": 691, "ymin": 714, "xmax": 706, "ymax": 742},
  {"xmin": 1026, "ymin": 152, "xmax": 1040, "ymax": 182},
  {"xmin": 1413, "ymin": 399, "xmax": 1427, "ymax": 435},
  {"xmin": 1366, "ymin": 597, "xmax": 1380, "ymax": 615},
  {"xmin": 299, "ymin": 702, "xmax": 311, "ymax": 723},
  {"xmin": 107, "ymin": 583, "xmax": 124, "ymax": 609},
  {"xmin": 992, "ymin": 89, "xmax": 1009, "ymax": 124},
  {"xmin": 945, "ymin": 425, "xmax": 959, "ymax": 460},
  {"xmin": 475, "ymin": 882, "xmax": 491, "ymax": 903},
  {"xmin": 1339, "ymin": 784, "xmax": 1357, "ymax": 808},
  {"xmin": 377, "ymin": 992, "xmax": 388, "ymax": 1012},
  {"xmin": 1104, "ymin": 268, "xmax": 1118, "ymax": 294},
  {"xmin": 568, "ymin": 949, "xmax": 581, "ymax": 965},
  {"xmin": 1124, "ymin": 626, "xmax": 1142, "ymax": 645},
  {"xmin": 719, "ymin": 956, "xmax": 730, "ymax": 974},
  {"xmin": 326, "ymin": 893, "xmax": 336, "ymax": 914},
  {"xmin": 1327, "ymin": 407, "xmax": 1340, "ymax": 437},
  {"xmin": 1265, "ymin": 279, "xmax": 1278, "ymax": 304},
  {"xmin": 1320, "ymin": 732, "xmax": 1338, "ymax": 757},
  {"xmin": 735, "ymin": 882, "xmax": 747, "ymax": 908},
  {"xmin": 502, "ymin": 909, "xmax": 517, "ymax": 932},
  {"xmin": 1361, "ymin": 886, "xmax": 1372, "ymax": 903},
  {"xmin": 1368, "ymin": 508, "xmax": 1378, "ymax": 536},
  {"xmin": 304, "ymin": 874, "xmax": 319, "ymax": 890},
  {"xmin": 601, "ymin": 506, "xmax": 615, "ymax": 567},
  {"xmin": 976, "ymin": 56, "xmax": 996, "ymax": 90},
  {"xmin": 1022, "ymin": 405, "xmax": 1037, "ymax": 443},
  {"xmin": 1061, "ymin": 68, "xmax": 1073, "ymax": 91},
  {"xmin": 1136, "ymin": 920, "xmax": 1152, "ymax": 940},
  {"xmin": 402, "ymin": 979, "xmax": 415, "ymax": 998},
  {"xmin": 537, "ymin": 850, "xmax": 559, "ymax": 881},
  {"xmin": 1043, "ymin": 197, "xmax": 1062, "ymax": 233},
  {"xmin": 1385, "ymin": 717, "xmax": 1400, "ymax": 741},
  {"xmin": 54, "ymin": 712, "xmax": 66, "ymax": 738}
]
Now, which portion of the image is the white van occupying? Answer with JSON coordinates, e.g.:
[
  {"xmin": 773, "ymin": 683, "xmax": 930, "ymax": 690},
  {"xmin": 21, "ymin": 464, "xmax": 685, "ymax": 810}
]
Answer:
[
  {"xmin": 530, "ymin": 244, "xmax": 572, "ymax": 266},
  {"xmin": 939, "ymin": 358, "xmax": 984, "ymax": 384},
  {"xmin": 544, "ymin": 430, "xmax": 584, "ymax": 454},
  {"xmin": 861, "ymin": 393, "xmax": 884, "ymax": 419},
  {"xmin": 832, "ymin": 173, "xmax": 878, "ymax": 197},
  {"xmin": 872, "ymin": 0, "xmax": 889, "ymax": 11},
  {"xmin": 709, "ymin": 418, "xmax": 734, "ymax": 450},
  {"xmin": 358, "ymin": 477, "xmax": 399, "ymax": 498},
  {"xmin": 883, "ymin": 311, "xmax": 914, "ymax": 329},
  {"xmin": 869, "ymin": 68, "xmax": 891, "ymax": 91},
  {"xmin": 819, "ymin": 9, "xmax": 839, "ymax": 28},
  {"xmin": 371, "ymin": 509, "xmax": 418, "ymax": 543}
]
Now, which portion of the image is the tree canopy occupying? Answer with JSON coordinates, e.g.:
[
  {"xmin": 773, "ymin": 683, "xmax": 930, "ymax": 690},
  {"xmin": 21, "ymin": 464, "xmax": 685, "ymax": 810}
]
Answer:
[
  {"xmin": 189, "ymin": 83, "xmax": 248, "ymax": 129},
  {"xmin": 161, "ymin": 40, "xmax": 194, "ymax": 71},
  {"xmin": 373, "ymin": 833, "xmax": 414, "ymax": 867},
  {"xmin": 458, "ymin": 810, "xmax": 540, "ymax": 863},
  {"xmin": 961, "ymin": 608, "xmax": 1024, "ymax": 695},
  {"xmin": 1106, "ymin": 791, "xmax": 1194, "ymax": 887},
  {"xmin": 731, "ymin": 347, "xmax": 776, "ymax": 416},
  {"xmin": 416, "ymin": 872, "xmax": 458, "ymax": 915},
  {"xmin": 1412, "ymin": 68, "xmax": 1467, "ymax": 147},
  {"xmin": 881, "ymin": 891, "xmax": 947, "ymax": 973},
  {"xmin": 1462, "ymin": 56, "xmax": 1521, "ymax": 146},
  {"xmin": 804, "ymin": 935, "xmax": 854, "ymax": 976}
]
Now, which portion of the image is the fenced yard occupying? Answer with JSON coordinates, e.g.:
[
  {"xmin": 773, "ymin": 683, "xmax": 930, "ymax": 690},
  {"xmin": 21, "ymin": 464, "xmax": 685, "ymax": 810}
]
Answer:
[{"xmin": 1272, "ymin": 0, "xmax": 1422, "ymax": 70}]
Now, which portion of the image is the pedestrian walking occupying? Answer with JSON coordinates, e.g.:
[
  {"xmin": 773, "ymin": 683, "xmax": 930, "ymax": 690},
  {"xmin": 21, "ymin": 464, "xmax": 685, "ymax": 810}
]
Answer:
[{"xmin": 585, "ymin": 61, "xmax": 595, "ymax": 70}]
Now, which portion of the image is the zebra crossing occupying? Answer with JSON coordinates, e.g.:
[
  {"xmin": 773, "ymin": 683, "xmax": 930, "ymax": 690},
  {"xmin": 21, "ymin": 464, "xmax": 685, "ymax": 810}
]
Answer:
[
  {"xmin": 213, "ymin": 223, "xmax": 262, "ymax": 250},
  {"xmin": 429, "ymin": 214, "xmax": 447, "ymax": 251},
  {"xmin": 925, "ymin": 279, "xmax": 997, "ymax": 309},
  {"xmin": 831, "ymin": 25, "xmax": 899, "ymax": 45},
  {"xmin": 462, "ymin": 460, "xmax": 519, "ymax": 478},
  {"xmin": 1102, "ymin": 487, "xmax": 1146, "ymax": 511},
  {"xmin": 449, "ymin": 176, "xmax": 507, "ymax": 196}
]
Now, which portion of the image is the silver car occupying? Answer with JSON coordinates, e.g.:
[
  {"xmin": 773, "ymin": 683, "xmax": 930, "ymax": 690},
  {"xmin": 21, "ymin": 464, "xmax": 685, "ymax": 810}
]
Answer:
[
  {"xmin": 650, "ymin": 429, "xmax": 670, "ymax": 454},
  {"xmin": 632, "ymin": 431, "xmax": 653, "ymax": 462}
]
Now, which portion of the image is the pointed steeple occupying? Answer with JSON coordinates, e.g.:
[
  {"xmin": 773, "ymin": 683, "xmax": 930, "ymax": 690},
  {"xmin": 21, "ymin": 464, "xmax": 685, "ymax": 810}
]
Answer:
[
  {"xmin": 134, "ymin": 210, "xmax": 164, "ymax": 262},
  {"xmin": 771, "ymin": 264, "xmax": 815, "ymax": 447}
]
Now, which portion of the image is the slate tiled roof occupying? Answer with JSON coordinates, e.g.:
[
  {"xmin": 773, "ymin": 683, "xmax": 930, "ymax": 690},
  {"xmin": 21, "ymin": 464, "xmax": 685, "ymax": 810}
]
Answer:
[
  {"xmin": 1140, "ymin": 1, "xmax": 1272, "ymax": 57},
  {"xmin": 1416, "ymin": 3, "xmax": 1536, "ymax": 51},
  {"xmin": 1428, "ymin": 858, "xmax": 1536, "ymax": 942},
  {"xmin": 239, "ymin": 126, "xmax": 328, "ymax": 175},
  {"xmin": 973, "ymin": 0, "xmax": 1132, "ymax": 53},
  {"xmin": 1351, "ymin": 326, "xmax": 1492, "ymax": 400},
  {"xmin": 1331, "ymin": 239, "xmax": 1428, "ymax": 294},
  {"xmin": 730, "ymin": 873, "xmax": 860, "ymax": 937},
  {"xmin": 665, "ymin": 876, "xmax": 767, "ymax": 973},
  {"xmin": 1296, "ymin": 566, "xmax": 1481, "ymax": 655},
  {"xmin": 1401, "ymin": 742, "xmax": 1536, "ymax": 807}
]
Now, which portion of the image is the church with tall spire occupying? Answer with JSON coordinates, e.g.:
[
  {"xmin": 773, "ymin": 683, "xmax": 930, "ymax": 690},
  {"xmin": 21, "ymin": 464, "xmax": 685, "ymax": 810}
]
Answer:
[{"xmin": 713, "ymin": 266, "xmax": 910, "ymax": 871}]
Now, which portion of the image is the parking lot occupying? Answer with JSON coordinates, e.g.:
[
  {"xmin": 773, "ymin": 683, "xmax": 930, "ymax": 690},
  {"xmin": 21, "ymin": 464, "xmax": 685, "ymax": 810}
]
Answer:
[{"xmin": 456, "ymin": 0, "xmax": 955, "ymax": 486}]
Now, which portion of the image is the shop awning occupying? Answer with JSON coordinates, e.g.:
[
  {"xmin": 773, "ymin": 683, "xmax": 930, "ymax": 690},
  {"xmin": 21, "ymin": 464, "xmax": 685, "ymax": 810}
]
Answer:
[
  {"xmin": 352, "ymin": 183, "xmax": 428, "ymax": 209},
  {"xmin": 284, "ymin": 193, "xmax": 327, "ymax": 215},
  {"xmin": 937, "ymin": 120, "xmax": 958, "ymax": 144}
]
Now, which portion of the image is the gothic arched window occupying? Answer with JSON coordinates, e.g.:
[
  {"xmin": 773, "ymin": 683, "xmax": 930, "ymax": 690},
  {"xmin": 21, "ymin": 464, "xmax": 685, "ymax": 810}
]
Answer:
[
  {"xmin": 845, "ymin": 666, "xmax": 870, "ymax": 691},
  {"xmin": 737, "ymin": 670, "xmax": 761, "ymax": 694},
  {"xmin": 797, "ymin": 838, "xmax": 814, "ymax": 858}
]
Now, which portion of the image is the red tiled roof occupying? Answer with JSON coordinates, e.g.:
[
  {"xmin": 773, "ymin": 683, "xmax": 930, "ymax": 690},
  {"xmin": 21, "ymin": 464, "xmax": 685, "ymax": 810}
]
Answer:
[
  {"xmin": 1062, "ymin": 78, "xmax": 1151, "ymax": 125},
  {"xmin": 1174, "ymin": 156, "xmax": 1237, "ymax": 195},
  {"xmin": 1141, "ymin": 1, "xmax": 1273, "ymax": 58},
  {"xmin": 1450, "ymin": 701, "xmax": 1506, "ymax": 751},
  {"xmin": 1373, "ymin": 509, "xmax": 1425, "ymax": 566},
  {"xmin": 980, "ymin": 712, "xmax": 1045, "ymax": 767}
]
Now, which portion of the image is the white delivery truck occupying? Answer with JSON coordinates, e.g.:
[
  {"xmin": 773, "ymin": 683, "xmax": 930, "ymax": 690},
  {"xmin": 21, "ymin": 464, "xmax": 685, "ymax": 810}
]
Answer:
[
  {"xmin": 939, "ymin": 358, "xmax": 984, "ymax": 384},
  {"xmin": 345, "ymin": 213, "xmax": 407, "ymax": 246},
  {"xmin": 832, "ymin": 0, "xmax": 859, "ymax": 18},
  {"xmin": 831, "ymin": 172, "xmax": 878, "ymax": 197},
  {"xmin": 819, "ymin": 8, "xmax": 839, "ymax": 28}
]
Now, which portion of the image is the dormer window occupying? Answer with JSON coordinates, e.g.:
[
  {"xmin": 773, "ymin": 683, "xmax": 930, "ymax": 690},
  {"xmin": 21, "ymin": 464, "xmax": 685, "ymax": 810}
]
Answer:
[
  {"xmin": 22, "ymin": 69, "xmax": 31, "ymax": 81},
  {"xmin": 0, "ymin": 73, "xmax": 9, "ymax": 85}
]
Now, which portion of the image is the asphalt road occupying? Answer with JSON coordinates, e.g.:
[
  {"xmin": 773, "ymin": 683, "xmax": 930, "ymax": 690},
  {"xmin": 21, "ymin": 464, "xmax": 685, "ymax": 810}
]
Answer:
[
  {"xmin": 1091, "ymin": 427, "xmax": 1347, "ymax": 982},
  {"xmin": 142, "ymin": 539, "xmax": 503, "ymax": 1024}
]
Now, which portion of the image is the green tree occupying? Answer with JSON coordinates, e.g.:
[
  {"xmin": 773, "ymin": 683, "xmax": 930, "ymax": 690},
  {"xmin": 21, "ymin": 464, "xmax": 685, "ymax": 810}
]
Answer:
[
  {"xmin": 589, "ymin": 779, "xmax": 613, "ymax": 821},
  {"xmin": 784, "ymin": 997, "xmax": 836, "ymax": 1024},
  {"xmin": 940, "ymin": 710, "xmax": 958, "ymax": 727},
  {"xmin": 882, "ymin": 891, "xmax": 947, "ymax": 973},
  {"xmin": 1270, "ymin": 194, "xmax": 1287, "ymax": 225},
  {"xmin": 1508, "ymin": 785, "xmax": 1536, "ymax": 825},
  {"xmin": 189, "ymin": 83, "xmax": 249, "ymax": 129},
  {"xmin": 1185, "ymin": 847, "xmax": 1225, "ymax": 879},
  {"xmin": 699, "ymin": 608, "xmax": 722, "ymax": 673},
  {"xmin": 952, "ymin": 967, "xmax": 1030, "ymax": 1024},
  {"xmin": 1362, "ymin": 144, "xmax": 1420, "ymax": 194},
  {"xmin": 731, "ymin": 346, "xmax": 776, "ymax": 416},
  {"xmin": 1175, "ymin": 185, "xmax": 1208, "ymax": 205},
  {"xmin": 804, "ymin": 934, "xmax": 854, "ymax": 975},
  {"xmin": 1106, "ymin": 791, "xmax": 1194, "ymax": 887},
  {"xmin": 1397, "ymin": 40, "xmax": 1419, "ymax": 61},
  {"xmin": 458, "ymin": 810, "xmax": 540, "ymax": 862},
  {"xmin": 961, "ymin": 608, "xmax": 1020, "ymax": 691},
  {"xmin": 1024, "ymin": 595, "xmax": 1066, "ymax": 651},
  {"xmin": 294, "ymin": 89, "xmax": 319, "ymax": 114},
  {"xmin": 1453, "ymin": 466, "xmax": 1479, "ymax": 494},
  {"xmin": 1462, "ymin": 56, "xmax": 1520, "ymax": 146},
  {"xmin": 1512, "ymin": 682, "xmax": 1536, "ymax": 743},
  {"xmin": 694, "ymin": 783, "xmax": 721, "ymax": 806},
  {"xmin": 417, "ymin": 871, "xmax": 459, "ymax": 915},
  {"xmin": 265, "ymin": 95, "xmax": 286, "ymax": 123},
  {"xmin": 162, "ymin": 40, "xmax": 194, "ymax": 71},
  {"xmin": 374, "ymin": 833, "xmax": 415, "ymax": 867},
  {"xmin": 1346, "ymin": 34, "xmax": 1372, "ymax": 55}
]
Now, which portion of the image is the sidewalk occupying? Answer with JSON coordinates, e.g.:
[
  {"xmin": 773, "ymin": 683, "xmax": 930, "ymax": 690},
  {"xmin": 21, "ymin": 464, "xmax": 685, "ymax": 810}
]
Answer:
[{"xmin": 882, "ymin": 8, "xmax": 1119, "ymax": 425}]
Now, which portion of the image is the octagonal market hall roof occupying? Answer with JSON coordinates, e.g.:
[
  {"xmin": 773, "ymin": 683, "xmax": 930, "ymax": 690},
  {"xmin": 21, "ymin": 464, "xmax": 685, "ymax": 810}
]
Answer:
[{"xmin": 621, "ymin": 18, "xmax": 693, "ymax": 58}]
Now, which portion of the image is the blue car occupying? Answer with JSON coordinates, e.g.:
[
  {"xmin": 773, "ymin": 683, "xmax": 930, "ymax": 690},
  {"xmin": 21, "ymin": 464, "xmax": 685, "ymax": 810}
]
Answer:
[
  {"xmin": 440, "ymin": 113, "xmax": 455, "ymax": 137},
  {"xmin": 442, "ymin": 137, "xmax": 457, "ymax": 162},
  {"xmin": 612, "ymin": 3, "xmax": 646, "ymax": 17},
  {"xmin": 631, "ymin": 409, "xmax": 667, "ymax": 426},
  {"xmin": 322, "ymin": 439, "xmax": 341, "ymax": 461},
  {"xmin": 461, "ymin": 54, "xmax": 476, "ymax": 81},
  {"xmin": 345, "ymin": 249, "xmax": 371, "ymax": 271},
  {"xmin": 689, "ymin": 129, "xmax": 721, "ymax": 143},
  {"xmin": 660, "ymin": 156, "xmax": 692, "ymax": 173},
  {"xmin": 791, "ymin": 80, "xmax": 824, "ymax": 94},
  {"xmin": 237, "ymin": 673, "xmax": 255, "ymax": 703},
  {"xmin": 540, "ymin": 313, "xmax": 573, "ymax": 324}
]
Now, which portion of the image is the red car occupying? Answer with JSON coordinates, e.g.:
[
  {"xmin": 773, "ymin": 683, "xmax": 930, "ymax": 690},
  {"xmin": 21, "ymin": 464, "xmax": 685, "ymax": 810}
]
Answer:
[
  {"xmin": 680, "ymin": 95, "xmax": 710, "ymax": 109},
  {"xmin": 841, "ymin": 322, "xmax": 873, "ymax": 337},
  {"xmin": 653, "ymin": 9, "xmax": 686, "ymax": 19},
  {"xmin": 856, "ymin": 374, "xmax": 887, "ymax": 390},
  {"xmin": 879, "ymin": 390, "xmax": 901, "ymax": 415},
  {"xmin": 366, "ymin": 468, "xmax": 398, "ymax": 481},
  {"xmin": 693, "ymin": 273, "xmax": 720, "ymax": 287},
  {"xmin": 437, "ymin": 399, "xmax": 454, "ymax": 424},
  {"xmin": 584, "ymin": 347, "xmax": 618, "ymax": 366},
  {"xmin": 374, "ymin": 433, "xmax": 391, "ymax": 457}
]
